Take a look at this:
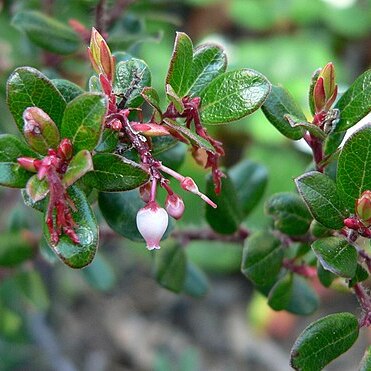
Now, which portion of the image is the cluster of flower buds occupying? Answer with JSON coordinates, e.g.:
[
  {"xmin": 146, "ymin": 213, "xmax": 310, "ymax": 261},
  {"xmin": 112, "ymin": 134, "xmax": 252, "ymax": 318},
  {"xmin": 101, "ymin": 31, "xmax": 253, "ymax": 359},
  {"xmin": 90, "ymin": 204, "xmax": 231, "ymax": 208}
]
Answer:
[
  {"xmin": 136, "ymin": 165, "xmax": 217, "ymax": 250},
  {"xmin": 313, "ymin": 62, "xmax": 338, "ymax": 115},
  {"xmin": 343, "ymin": 191, "xmax": 371, "ymax": 238}
]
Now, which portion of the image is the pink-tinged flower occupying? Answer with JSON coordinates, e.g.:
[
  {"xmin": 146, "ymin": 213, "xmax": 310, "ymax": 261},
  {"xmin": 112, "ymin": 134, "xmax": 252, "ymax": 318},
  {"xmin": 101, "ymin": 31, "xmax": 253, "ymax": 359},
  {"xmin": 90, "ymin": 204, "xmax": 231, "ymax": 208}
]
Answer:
[
  {"xmin": 136, "ymin": 202, "xmax": 169, "ymax": 250},
  {"xmin": 356, "ymin": 190, "xmax": 371, "ymax": 227},
  {"xmin": 165, "ymin": 193, "xmax": 185, "ymax": 220}
]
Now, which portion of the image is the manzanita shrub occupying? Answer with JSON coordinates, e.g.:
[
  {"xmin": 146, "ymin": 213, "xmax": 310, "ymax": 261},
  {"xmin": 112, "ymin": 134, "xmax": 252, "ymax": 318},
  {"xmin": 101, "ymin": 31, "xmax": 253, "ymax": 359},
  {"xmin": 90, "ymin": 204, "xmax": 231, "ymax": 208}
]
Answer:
[{"xmin": 0, "ymin": 11, "xmax": 370, "ymax": 371}]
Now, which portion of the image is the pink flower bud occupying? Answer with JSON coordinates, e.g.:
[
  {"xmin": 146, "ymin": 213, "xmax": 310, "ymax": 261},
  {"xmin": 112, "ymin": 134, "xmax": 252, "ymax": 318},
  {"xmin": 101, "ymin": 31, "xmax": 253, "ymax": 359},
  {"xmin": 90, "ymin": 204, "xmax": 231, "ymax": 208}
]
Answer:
[
  {"xmin": 17, "ymin": 157, "xmax": 38, "ymax": 172},
  {"xmin": 165, "ymin": 194, "xmax": 185, "ymax": 220},
  {"xmin": 343, "ymin": 217, "xmax": 360, "ymax": 230},
  {"xmin": 136, "ymin": 202, "xmax": 169, "ymax": 250},
  {"xmin": 356, "ymin": 190, "xmax": 371, "ymax": 227},
  {"xmin": 131, "ymin": 123, "xmax": 170, "ymax": 136},
  {"xmin": 57, "ymin": 138, "xmax": 73, "ymax": 160},
  {"xmin": 180, "ymin": 177, "xmax": 217, "ymax": 208}
]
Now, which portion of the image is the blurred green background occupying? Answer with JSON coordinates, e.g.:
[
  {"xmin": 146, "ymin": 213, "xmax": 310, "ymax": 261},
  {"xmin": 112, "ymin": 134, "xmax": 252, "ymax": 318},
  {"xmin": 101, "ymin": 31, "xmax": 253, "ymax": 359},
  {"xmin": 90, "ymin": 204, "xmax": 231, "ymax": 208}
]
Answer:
[{"xmin": 0, "ymin": 0, "xmax": 370, "ymax": 370}]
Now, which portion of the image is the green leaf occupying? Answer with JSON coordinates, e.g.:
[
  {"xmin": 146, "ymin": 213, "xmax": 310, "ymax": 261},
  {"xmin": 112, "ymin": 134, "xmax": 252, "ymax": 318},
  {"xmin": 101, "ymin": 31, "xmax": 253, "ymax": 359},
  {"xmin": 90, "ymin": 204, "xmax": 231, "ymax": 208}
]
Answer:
[
  {"xmin": 310, "ymin": 220, "xmax": 332, "ymax": 238},
  {"xmin": 151, "ymin": 136, "xmax": 178, "ymax": 156},
  {"xmin": 268, "ymin": 273, "xmax": 293, "ymax": 311},
  {"xmin": 7, "ymin": 67, "xmax": 66, "ymax": 131},
  {"xmin": 43, "ymin": 186, "xmax": 98, "ymax": 269},
  {"xmin": 114, "ymin": 58, "xmax": 151, "ymax": 108},
  {"xmin": 84, "ymin": 153, "xmax": 149, "ymax": 191},
  {"xmin": 82, "ymin": 253, "xmax": 116, "ymax": 291},
  {"xmin": 12, "ymin": 11, "xmax": 79, "ymax": 54},
  {"xmin": 312, "ymin": 237, "xmax": 357, "ymax": 278},
  {"xmin": 163, "ymin": 118, "xmax": 215, "ymax": 152},
  {"xmin": 359, "ymin": 346, "xmax": 371, "ymax": 371},
  {"xmin": 265, "ymin": 192, "xmax": 312, "ymax": 236},
  {"xmin": 155, "ymin": 142, "xmax": 187, "ymax": 171},
  {"xmin": 200, "ymin": 69, "xmax": 270, "ymax": 124},
  {"xmin": 324, "ymin": 131, "xmax": 346, "ymax": 156},
  {"xmin": 26, "ymin": 175, "xmax": 49, "ymax": 202},
  {"xmin": 229, "ymin": 159, "xmax": 268, "ymax": 217},
  {"xmin": 241, "ymin": 231, "xmax": 283, "ymax": 286},
  {"xmin": 60, "ymin": 93, "xmax": 106, "ymax": 153},
  {"xmin": 295, "ymin": 171, "xmax": 347, "ymax": 230},
  {"xmin": 52, "ymin": 79, "xmax": 84, "ymax": 102},
  {"xmin": 317, "ymin": 261, "xmax": 336, "ymax": 288},
  {"xmin": 205, "ymin": 172, "xmax": 243, "ymax": 234},
  {"xmin": 155, "ymin": 244, "xmax": 187, "ymax": 293},
  {"xmin": 0, "ymin": 231, "xmax": 35, "ymax": 267},
  {"xmin": 290, "ymin": 312, "xmax": 359, "ymax": 371},
  {"xmin": 62, "ymin": 150, "xmax": 93, "ymax": 188},
  {"xmin": 261, "ymin": 86, "xmax": 306, "ymax": 140},
  {"xmin": 182, "ymin": 262, "xmax": 209, "ymax": 298},
  {"xmin": 166, "ymin": 32, "xmax": 193, "ymax": 97},
  {"xmin": 188, "ymin": 43, "xmax": 227, "ymax": 97},
  {"xmin": 336, "ymin": 125, "xmax": 371, "ymax": 210},
  {"xmin": 334, "ymin": 70, "xmax": 371, "ymax": 132},
  {"xmin": 21, "ymin": 188, "xmax": 47, "ymax": 212},
  {"xmin": 284, "ymin": 114, "xmax": 326, "ymax": 140},
  {"xmin": 95, "ymin": 129, "xmax": 119, "ymax": 153},
  {"xmin": 98, "ymin": 190, "xmax": 173, "ymax": 242},
  {"xmin": 286, "ymin": 275, "xmax": 319, "ymax": 315}
]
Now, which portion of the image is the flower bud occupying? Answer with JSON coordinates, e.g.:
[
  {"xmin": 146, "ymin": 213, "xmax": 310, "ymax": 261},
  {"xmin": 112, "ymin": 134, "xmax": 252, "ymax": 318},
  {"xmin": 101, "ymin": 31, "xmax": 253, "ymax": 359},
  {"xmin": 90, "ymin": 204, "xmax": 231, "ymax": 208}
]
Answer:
[
  {"xmin": 313, "ymin": 62, "xmax": 338, "ymax": 113},
  {"xmin": 23, "ymin": 107, "xmax": 60, "ymax": 155},
  {"xmin": 343, "ymin": 217, "xmax": 361, "ymax": 230},
  {"xmin": 131, "ymin": 123, "xmax": 170, "ymax": 136},
  {"xmin": 136, "ymin": 202, "xmax": 169, "ymax": 250},
  {"xmin": 89, "ymin": 28, "xmax": 115, "ymax": 82},
  {"xmin": 356, "ymin": 190, "xmax": 371, "ymax": 227},
  {"xmin": 180, "ymin": 176, "xmax": 217, "ymax": 208},
  {"xmin": 57, "ymin": 138, "xmax": 73, "ymax": 161},
  {"xmin": 165, "ymin": 194, "xmax": 185, "ymax": 220},
  {"xmin": 17, "ymin": 157, "xmax": 38, "ymax": 172}
]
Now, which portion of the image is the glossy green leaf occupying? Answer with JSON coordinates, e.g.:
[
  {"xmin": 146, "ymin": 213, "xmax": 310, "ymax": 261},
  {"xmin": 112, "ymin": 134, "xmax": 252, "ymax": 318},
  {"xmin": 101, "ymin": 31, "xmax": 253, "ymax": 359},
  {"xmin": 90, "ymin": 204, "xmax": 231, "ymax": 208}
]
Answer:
[
  {"xmin": 359, "ymin": 346, "xmax": 371, "ymax": 371},
  {"xmin": 295, "ymin": 171, "xmax": 347, "ymax": 230},
  {"xmin": 151, "ymin": 136, "xmax": 178, "ymax": 156},
  {"xmin": 155, "ymin": 142, "xmax": 187, "ymax": 171},
  {"xmin": 290, "ymin": 312, "xmax": 359, "ymax": 370},
  {"xmin": 241, "ymin": 231, "xmax": 283, "ymax": 286},
  {"xmin": 337, "ymin": 125, "xmax": 371, "ymax": 210},
  {"xmin": 21, "ymin": 188, "xmax": 47, "ymax": 212},
  {"xmin": 285, "ymin": 275, "xmax": 319, "ymax": 315},
  {"xmin": 60, "ymin": 93, "xmax": 106, "ymax": 153},
  {"xmin": 334, "ymin": 70, "xmax": 371, "ymax": 132},
  {"xmin": 205, "ymin": 172, "xmax": 243, "ymax": 234},
  {"xmin": 12, "ymin": 11, "xmax": 79, "ymax": 54},
  {"xmin": 261, "ymin": 86, "xmax": 305, "ymax": 140},
  {"xmin": 84, "ymin": 153, "xmax": 149, "ymax": 191},
  {"xmin": 324, "ymin": 131, "xmax": 346, "ymax": 156},
  {"xmin": 200, "ymin": 69, "xmax": 270, "ymax": 124},
  {"xmin": 52, "ymin": 79, "xmax": 84, "ymax": 102},
  {"xmin": 285, "ymin": 114, "xmax": 326, "ymax": 140},
  {"xmin": 188, "ymin": 43, "xmax": 227, "ymax": 97},
  {"xmin": 23, "ymin": 107, "xmax": 60, "ymax": 155},
  {"xmin": 26, "ymin": 175, "xmax": 49, "ymax": 202},
  {"xmin": 95, "ymin": 129, "xmax": 119, "ymax": 153},
  {"xmin": 317, "ymin": 261, "xmax": 336, "ymax": 288},
  {"xmin": 163, "ymin": 118, "xmax": 215, "ymax": 152},
  {"xmin": 7, "ymin": 67, "xmax": 66, "ymax": 131},
  {"xmin": 155, "ymin": 244, "xmax": 187, "ymax": 293},
  {"xmin": 99, "ymin": 189, "xmax": 145, "ymax": 241},
  {"xmin": 268, "ymin": 273, "xmax": 293, "ymax": 311},
  {"xmin": 0, "ymin": 231, "xmax": 35, "ymax": 267},
  {"xmin": 229, "ymin": 159, "xmax": 268, "ymax": 217},
  {"xmin": 166, "ymin": 32, "xmax": 193, "ymax": 97},
  {"xmin": 43, "ymin": 186, "xmax": 98, "ymax": 269},
  {"xmin": 265, "ymin": 192, "xmax": 312, "ymax": 236},
  {"xmin": 182, "ymin": 262, "xmax": 209, "ymax": 298},
  {"xmin": 114, "ymin": 58, "xmax": 151, "ymax": 108},
  {"xmin": 312, "ymin": 237, "xmax": 357, "ymax": 278},
  {"xmin": 62, "ymin": 150, "xmax": 93, "ymax": 188},
  {"xmin": 310, "ymin": 220, "xmax": 332, "ymax": 238},
  {"xmin": 82, "ymin": 253, "xmax": 116, "ymax": 291}
]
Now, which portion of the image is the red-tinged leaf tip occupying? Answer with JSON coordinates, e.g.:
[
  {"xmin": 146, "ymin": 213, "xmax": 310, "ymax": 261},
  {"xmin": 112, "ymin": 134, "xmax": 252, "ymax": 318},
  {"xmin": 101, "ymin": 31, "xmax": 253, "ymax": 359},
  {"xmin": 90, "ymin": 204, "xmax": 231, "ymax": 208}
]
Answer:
[{"xmin": 313, "ymin": 76, "xmax": 326, "ymax": 113}]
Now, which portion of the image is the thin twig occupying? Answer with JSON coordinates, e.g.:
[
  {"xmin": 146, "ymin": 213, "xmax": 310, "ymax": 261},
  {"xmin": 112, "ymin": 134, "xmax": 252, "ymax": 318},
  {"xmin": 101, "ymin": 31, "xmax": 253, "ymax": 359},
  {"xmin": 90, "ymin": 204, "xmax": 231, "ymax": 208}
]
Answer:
[{"xmin": 353, "ymin": 283, "xmax": 371, "ymax": 327}]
